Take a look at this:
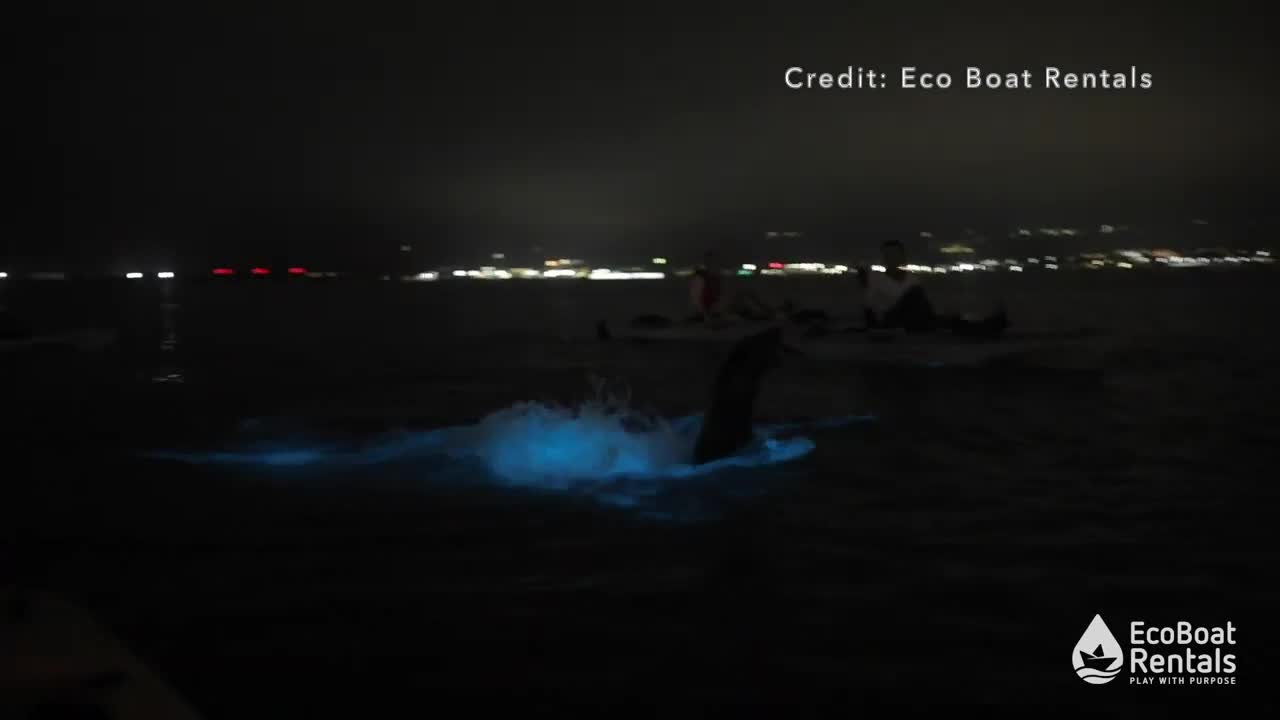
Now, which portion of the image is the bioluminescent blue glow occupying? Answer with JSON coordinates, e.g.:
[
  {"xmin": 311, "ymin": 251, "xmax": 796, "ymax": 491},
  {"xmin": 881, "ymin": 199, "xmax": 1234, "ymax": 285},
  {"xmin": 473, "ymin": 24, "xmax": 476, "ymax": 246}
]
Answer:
[{"xmin": 146, "ymin": 399, "xmax": 875, "ymax": 512}]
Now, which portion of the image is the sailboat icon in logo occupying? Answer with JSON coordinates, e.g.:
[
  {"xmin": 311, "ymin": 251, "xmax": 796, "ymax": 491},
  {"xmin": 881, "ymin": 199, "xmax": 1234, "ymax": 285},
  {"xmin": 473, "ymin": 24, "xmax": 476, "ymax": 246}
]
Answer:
[{"xmin": 1073, "ymin": 614, "xmax": 1123, "ymax": 684}]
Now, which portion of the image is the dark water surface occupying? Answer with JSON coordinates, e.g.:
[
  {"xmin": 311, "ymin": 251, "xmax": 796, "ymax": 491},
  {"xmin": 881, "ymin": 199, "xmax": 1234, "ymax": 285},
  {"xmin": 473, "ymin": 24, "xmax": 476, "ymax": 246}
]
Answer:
[{"xmin": 4, "ymin": 271, "xmax": 1278, "ymax": 713}]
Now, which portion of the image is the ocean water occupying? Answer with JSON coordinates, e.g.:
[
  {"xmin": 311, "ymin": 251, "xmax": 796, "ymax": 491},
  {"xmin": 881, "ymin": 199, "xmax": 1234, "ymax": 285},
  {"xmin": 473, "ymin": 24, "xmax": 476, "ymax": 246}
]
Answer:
[{"xmin": 4, "ymin": 269, "xmax": 1279, "ymax": 712}]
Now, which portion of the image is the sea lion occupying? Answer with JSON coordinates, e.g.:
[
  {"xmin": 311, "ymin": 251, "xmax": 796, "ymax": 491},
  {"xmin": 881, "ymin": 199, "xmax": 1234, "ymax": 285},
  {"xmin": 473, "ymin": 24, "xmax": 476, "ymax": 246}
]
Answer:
[{"xmin": 692, "ymin": 325, "xmax": 786, "ymax": 464}]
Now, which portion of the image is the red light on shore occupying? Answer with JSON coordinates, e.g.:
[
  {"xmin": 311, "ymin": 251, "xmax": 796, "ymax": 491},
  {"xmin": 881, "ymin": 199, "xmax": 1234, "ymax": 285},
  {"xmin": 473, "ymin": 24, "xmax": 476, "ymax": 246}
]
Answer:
[
  {"xmin": 767, "ymin": 262, "xmax": 784, "ymax": 269},
  {"xmin": 251, "ymin": 267, "xmax": 270, "ymax": 275},
  {"xmin": 212, "ymin": 268, "xmax": 235, "ymax": 276},
  {"xmin": 287, "ymin": 267, "xmax": 307, "ymax": 275}
]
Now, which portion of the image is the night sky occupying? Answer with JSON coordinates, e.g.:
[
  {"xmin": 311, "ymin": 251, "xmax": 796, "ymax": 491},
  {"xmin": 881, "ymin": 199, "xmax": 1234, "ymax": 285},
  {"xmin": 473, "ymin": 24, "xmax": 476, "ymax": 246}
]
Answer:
[{"xmin": 42, "ymin": 3, "xmax": 1277, "ymax": 267}]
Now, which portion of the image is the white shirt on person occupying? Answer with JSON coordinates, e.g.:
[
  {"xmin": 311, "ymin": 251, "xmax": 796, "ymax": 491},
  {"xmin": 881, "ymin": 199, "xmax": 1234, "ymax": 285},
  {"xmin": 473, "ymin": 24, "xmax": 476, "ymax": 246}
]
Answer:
[{"xmin": 863, "ymin": 269, "xmax": 919, "ymax": 322}]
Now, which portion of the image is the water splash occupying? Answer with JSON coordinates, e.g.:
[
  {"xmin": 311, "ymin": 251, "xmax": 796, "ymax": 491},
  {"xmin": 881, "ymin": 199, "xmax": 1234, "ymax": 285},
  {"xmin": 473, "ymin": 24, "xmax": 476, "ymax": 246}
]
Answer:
[{"xmin": 145, "ymin": 394, "xmax": 875, "ymax": 512}]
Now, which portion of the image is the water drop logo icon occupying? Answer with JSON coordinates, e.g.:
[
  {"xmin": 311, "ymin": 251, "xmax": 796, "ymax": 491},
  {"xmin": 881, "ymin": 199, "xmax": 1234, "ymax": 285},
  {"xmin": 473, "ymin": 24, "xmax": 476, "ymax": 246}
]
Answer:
[{"xmin": 1073, "ymin": 614, "xmax": 1124, "ymax": 684}]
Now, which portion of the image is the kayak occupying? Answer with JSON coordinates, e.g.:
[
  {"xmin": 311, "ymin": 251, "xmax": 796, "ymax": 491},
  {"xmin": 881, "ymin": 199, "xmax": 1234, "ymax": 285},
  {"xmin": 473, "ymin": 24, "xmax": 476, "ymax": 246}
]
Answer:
[
  {"xmin": 791, "ymin": 327, "xmax": 1104, "ymax": 367},
  {"xmin": 596, "ymin": 318, "xmax": 1103, "ymax": 368},
  {"xmin": 1, "ymin": 587, "xmax": 204, "ymax": 718}
]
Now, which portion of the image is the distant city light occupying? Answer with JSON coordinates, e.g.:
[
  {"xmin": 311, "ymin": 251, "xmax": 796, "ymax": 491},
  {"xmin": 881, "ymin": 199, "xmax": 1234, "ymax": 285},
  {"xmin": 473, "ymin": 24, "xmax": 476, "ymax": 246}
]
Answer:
[
  {"xmin": 251, "ymin": 267, "xmax": 270, "ymax": 275},
  {"xmin": 544, "ymin": 260, "xmax": 559, "ymax": 267},
  {"xmin": 1010, "ymin": 265, "xmax": 1023, "ymax": 272},
  {"xmin": 956, "ymin": 263, "xmax": 975, "ymax": 272},
  {"xmin": 1100, "ymin": 224, "xmax": 1115, "ymax": 233},
  {"xmin": 741, "ymin": 263, "xmax": 757, "ymax": 271},
  {"xmin": 452, "ymin": 270, "xmax": 467, "ymax": 277},
  {"xmin": 492, "ymin": 253, "xmax": 505, "ymax": 260},
  {"xmin": 1258, "ymin": 251, "xmax": 1271, "ymax": 257},
  {"xmin": 287, "ymin": 267, "xmax": 307, "ymax": 275},
  {"xmin": 400, "ymin": 245, "xmax": 413, "ymax": 252},
  {"xmin": 652, "ymin": 257, "xmax": 667, "ymax": 265},
  {"xmin": 1045, "ymin": 263, "xmax": 1059, "ymax": 270},
  {"xmin": 919, "ymin": 231, "xmax": 933, "ymax": 238},
  {"xmin": 589, "ymin": 269, "xmax": 665, "ymax": 280},
  {"xmin": 0, "ymin": 272, "xmax": 7, "ymax": 279},
  {"xmin": 414, "ymin": 272, "xmax": 439, "ymax": 281},
  {"xmin": 157, "ymin": 271, "xmax": 175, "ymax": 279},
  {"xmin": 767, "ymin": 262, "xmax": 784, "ymax": 269},
  {"xmin": 212, "ymin": 268, "xmax": 235, "ymax": 276},
  {"xmin": 125, "ymin": 272, "xmax": 143, "ymax": 279},
  {"xmin": 1046, "ymin": 256, "xmax": 1058, "ymax": 262},
  {"xmin": 871, "ymin": 264, "xmax": 887, "ymax": 272},
  {"xmin": 543, "ymin": 268, "xmax": 577, "ymax": 278}
]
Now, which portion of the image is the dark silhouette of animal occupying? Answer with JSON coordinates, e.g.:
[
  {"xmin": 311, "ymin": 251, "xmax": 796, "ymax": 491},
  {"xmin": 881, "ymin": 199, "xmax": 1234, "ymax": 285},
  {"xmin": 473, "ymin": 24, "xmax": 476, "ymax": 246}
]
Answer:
[{"xmin": 693, "ymin": 326, "xmax": 786, "ymax": 464}]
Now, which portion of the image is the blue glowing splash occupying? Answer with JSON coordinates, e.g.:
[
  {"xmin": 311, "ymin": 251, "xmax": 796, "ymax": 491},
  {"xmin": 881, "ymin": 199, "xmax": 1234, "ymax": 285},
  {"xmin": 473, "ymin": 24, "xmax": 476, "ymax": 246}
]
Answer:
[{"xmin": 146, "ymin": 399, "xmax": 875, "ymax": 513}]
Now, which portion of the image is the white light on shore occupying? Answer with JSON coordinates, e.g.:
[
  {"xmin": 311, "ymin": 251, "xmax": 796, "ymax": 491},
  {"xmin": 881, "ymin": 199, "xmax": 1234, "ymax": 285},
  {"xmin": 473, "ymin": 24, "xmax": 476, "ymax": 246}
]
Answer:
[
  {"xmin": 652, "ymin": 257, "xmax": 667, "ymax": 265},
  {"xmin": 543, "ymin": 268, "xmax": 577, "ymax": 278},
  {"xmin": 741, "ymin": 263, "xmax": 757, "ymax": 271},
  {"xmin": 1117, "ymin": 262, "xmax": 1134, "ymax": 269},
  {"xmin": 452, "ymin": 270, "xmax": 467, "ymax": 277},
  {"xmin": 1045, "ymin": 263, "xmax": 1059, "ymax": 270},
  {"xmin": 871, "ymin": 264, "xmax": 886, "ymax": 272},
  {"xmin": 589, "ymin": 269, "xmax": 665, "ymax": 280},
  {"xmin": 1010, "ymin": 265, "xmax": 1023, "ymax": 272},
  {"xmin": 0, "ymin": 272, "xmax": 7, "ymax": 279},
  {"xmin": 157, "ymin": 271, "xmax": 175, "ymax": 279},
  {"xmin": 126, "ymin": 272, "xmax": 143, "ymax": 279},
  {"xmin": 415, "ymin": 272, "xmax": 439, "ymax": 281}
]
